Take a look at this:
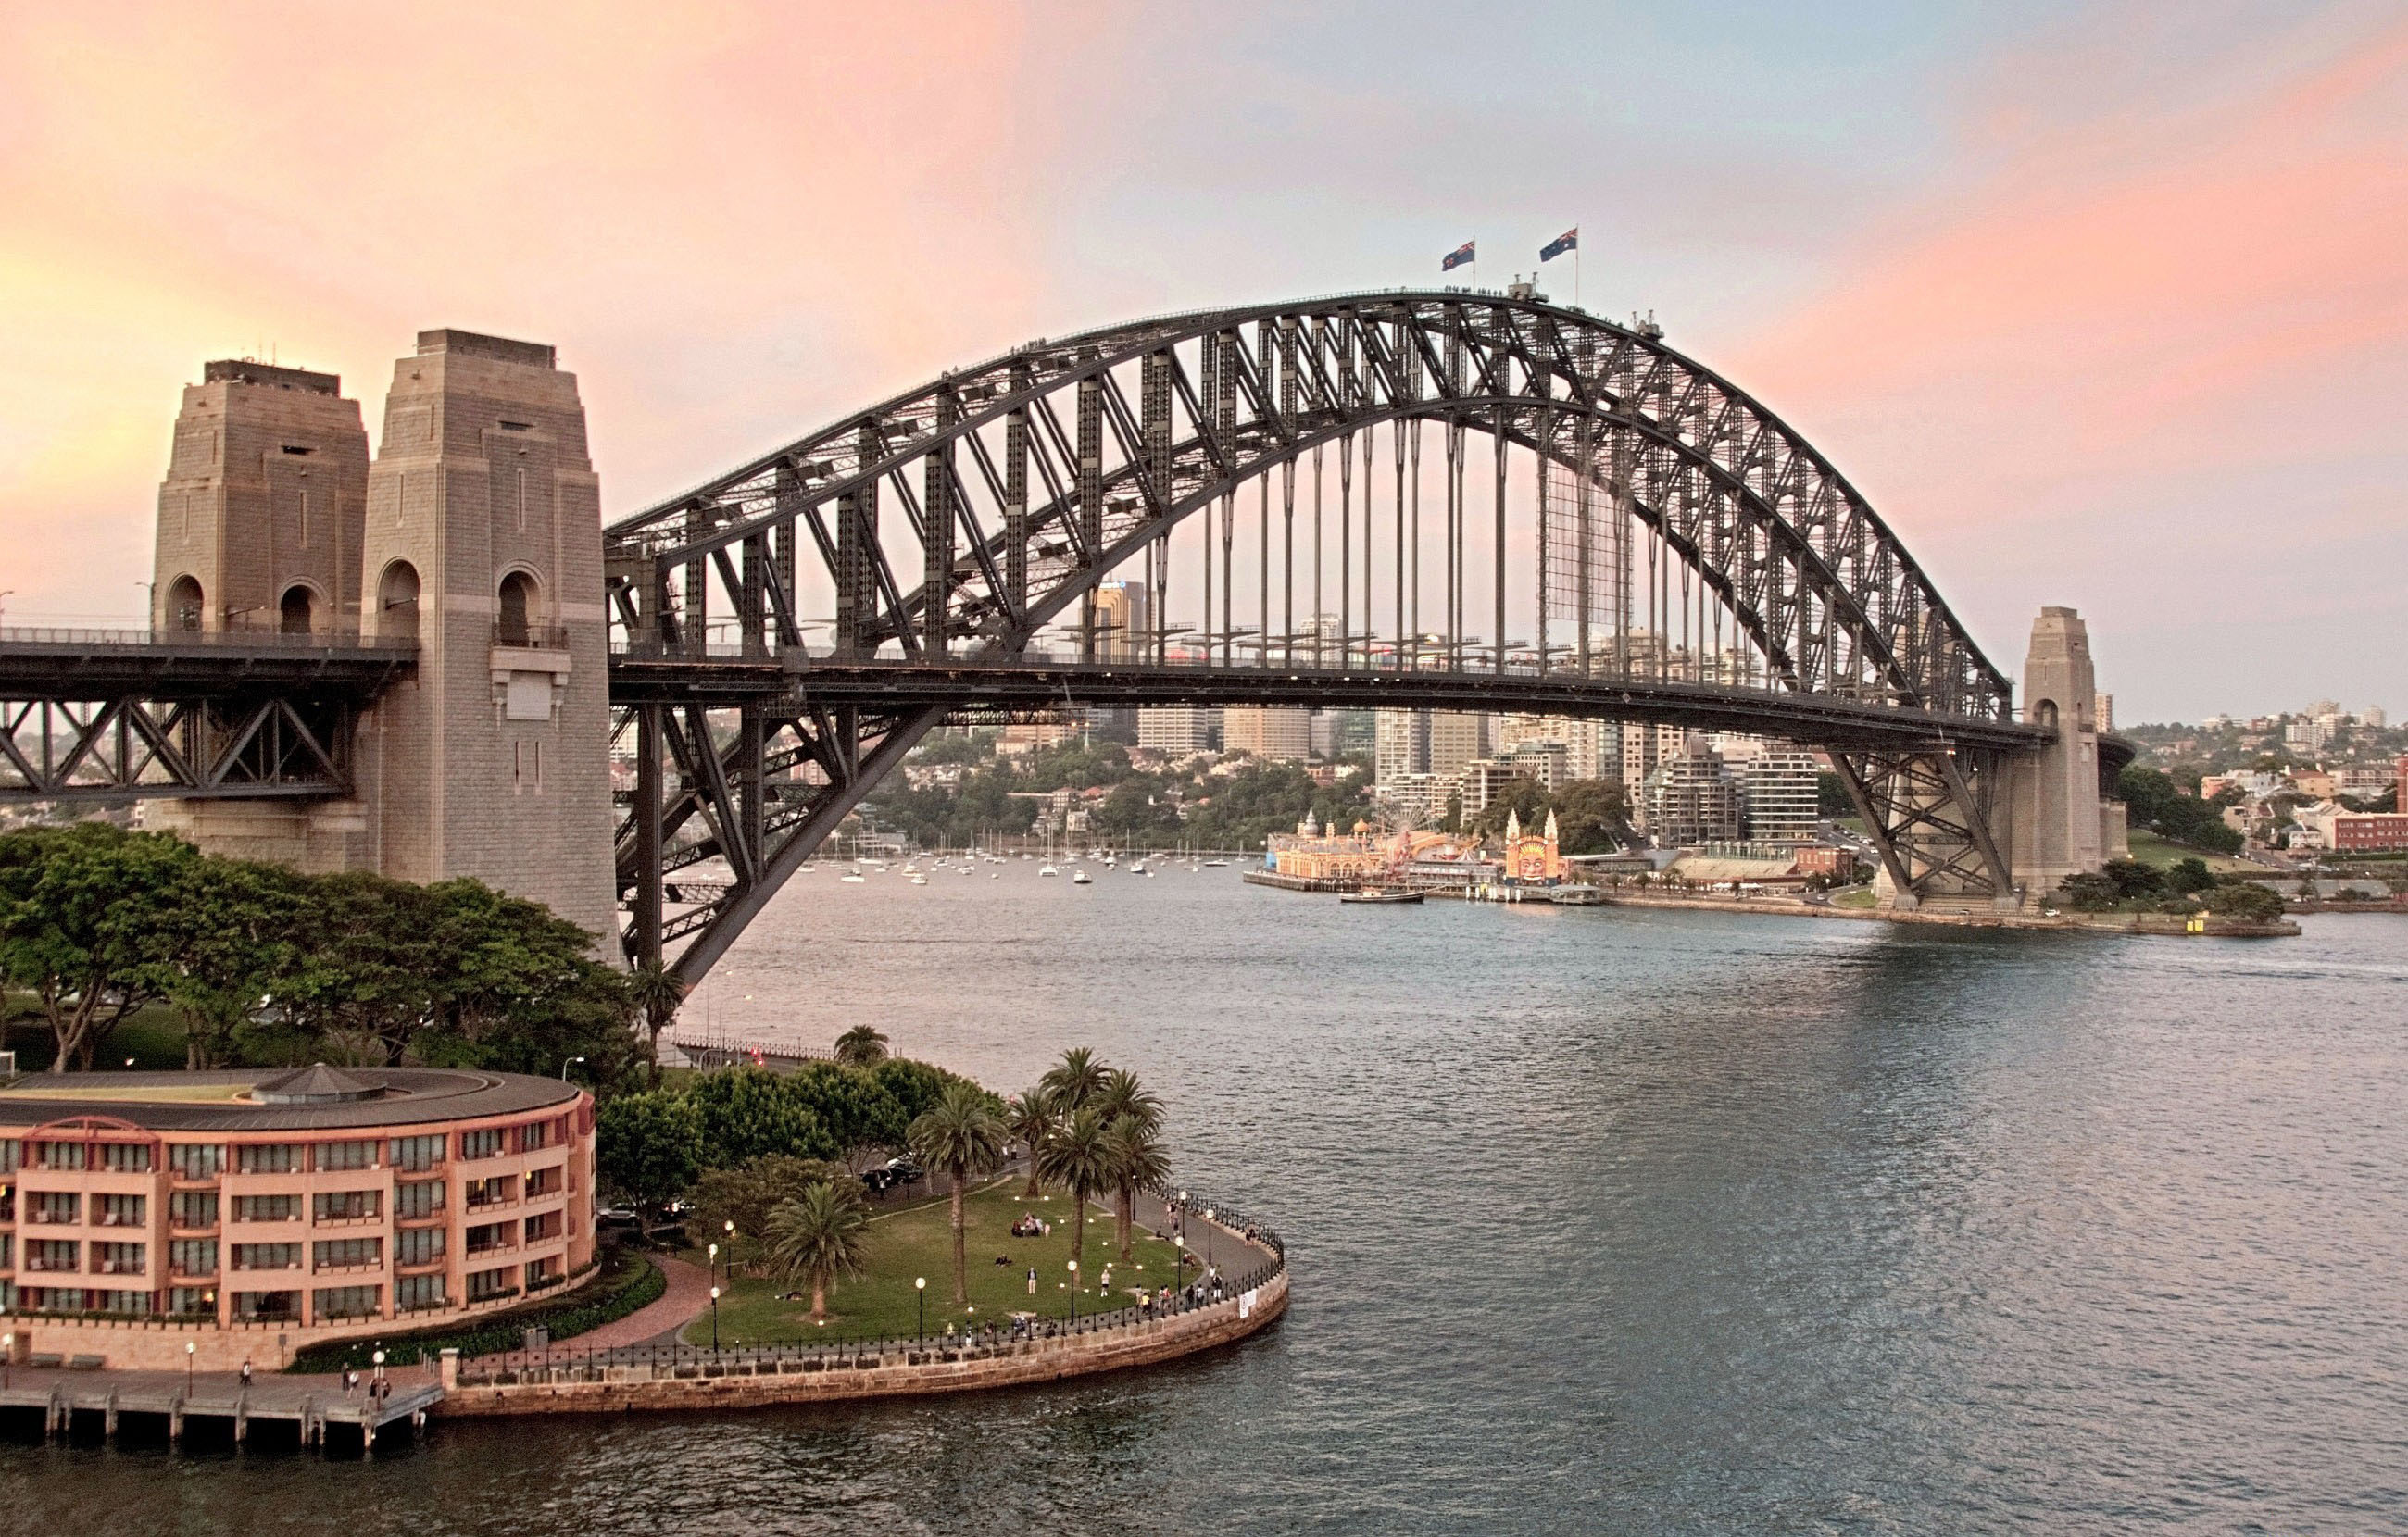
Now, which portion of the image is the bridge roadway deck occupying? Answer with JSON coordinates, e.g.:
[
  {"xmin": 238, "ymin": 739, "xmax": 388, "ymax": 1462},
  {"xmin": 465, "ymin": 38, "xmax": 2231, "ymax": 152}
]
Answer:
[
  {"xmin": 608, "ymin": 654, "xmax": 2052, "ymax": 753},
  {"xmin": 0, "ymin": 628, "xmax": 418, "ymax": 699}
]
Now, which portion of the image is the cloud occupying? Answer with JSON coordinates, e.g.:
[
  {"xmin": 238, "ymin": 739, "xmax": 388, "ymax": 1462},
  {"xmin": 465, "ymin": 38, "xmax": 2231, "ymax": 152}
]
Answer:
[{"xmin": 1726, "ymin": 11, "xmax": 2408, "ymax": 714}]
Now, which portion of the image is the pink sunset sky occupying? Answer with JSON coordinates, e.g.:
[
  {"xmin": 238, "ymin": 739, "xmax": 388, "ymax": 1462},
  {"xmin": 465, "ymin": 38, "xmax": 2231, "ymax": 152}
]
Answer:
[{"xmin": 1, "ymin": 0, "xmax": 2399, "ymax": 721}]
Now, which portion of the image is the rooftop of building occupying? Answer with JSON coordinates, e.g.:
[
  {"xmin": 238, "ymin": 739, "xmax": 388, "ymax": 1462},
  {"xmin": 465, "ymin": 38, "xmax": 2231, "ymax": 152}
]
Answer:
[
  {"xmin": 0, "ymin": 1066, "xmax": 579, "ymax": 1133},
  {"xmin": 414, "ymin": 329, "xmax": 558, "ymax": 369},
  {"xmin": 202, "ymin": 358, "xmax": 342, "ymax": 396}
]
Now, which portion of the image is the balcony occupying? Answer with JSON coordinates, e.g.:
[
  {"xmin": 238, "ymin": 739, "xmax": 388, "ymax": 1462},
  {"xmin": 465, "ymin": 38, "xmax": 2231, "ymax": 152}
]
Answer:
[
  {"xmin": 95, "ymin": 1259, "xmax": 146, "ymax": 1276},
  {"xmin": 23, "ymin": 1257, "xmax": 76, "ymax": 1273}
]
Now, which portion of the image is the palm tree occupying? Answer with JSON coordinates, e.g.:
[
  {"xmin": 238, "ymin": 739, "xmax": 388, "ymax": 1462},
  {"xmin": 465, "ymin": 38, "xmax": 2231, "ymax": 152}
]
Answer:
[
  {"xmin": 1103, "ymin": 1114, "xmax": 1172, "ymax": 1264},
  {"xmin": 1033, "ymin": 1106, "xmax": 1116, "ymax": 1280},
  {"xmin": 628, "ymin": 961, "xmax": 686, "ymax": 1086},
  {"xmin": 833, "ymin": 1024, "xmax": 890, "ymax": 1069},
  {"xmin": 1091, "ymin": 1068, "xmax": 1162, "ymax": 1134},
  {"xmin": 1039, "ymin": 1046, "xmax": 1108, "ymax": 1112},
  {"xmin": 908, "ymin": 1081, "xmax": 1007, "ymax": 1305},
  {"xmin": 1006, "ymin": 1086, "xmax": 1055, "ymax": 1197},
  {"xmin": 765, "ymin": 1181, "xmax": 872, "ymax": 1324}
]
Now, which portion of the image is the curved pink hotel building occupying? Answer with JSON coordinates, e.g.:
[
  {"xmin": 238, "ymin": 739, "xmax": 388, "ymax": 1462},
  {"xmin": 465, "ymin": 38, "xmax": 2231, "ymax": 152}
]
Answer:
[{"xmin": 0, "ymin": 1065, "xmax": 596, "ymax": 1369}]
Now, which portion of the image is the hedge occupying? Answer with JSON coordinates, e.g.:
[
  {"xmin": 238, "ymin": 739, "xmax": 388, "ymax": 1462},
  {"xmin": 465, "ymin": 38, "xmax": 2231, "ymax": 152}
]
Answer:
[{"xmin": 288, "ymin": 1247, "xmax": 667, "ymax": 1372}]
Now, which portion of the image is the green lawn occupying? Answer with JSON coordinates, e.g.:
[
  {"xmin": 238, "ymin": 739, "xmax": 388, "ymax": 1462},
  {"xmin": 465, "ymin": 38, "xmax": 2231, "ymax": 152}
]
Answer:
[
  {"xmin": 1835, "ymin": 887, "xmax": 1878, "ymax": 909},
  {"xmin": 2126, "ymin": 830, "xmax": 2255, "ymax": 874},
  {"xmin": 682, "ymin": 1180, "xmax": 1197, "ymax": 1346}
]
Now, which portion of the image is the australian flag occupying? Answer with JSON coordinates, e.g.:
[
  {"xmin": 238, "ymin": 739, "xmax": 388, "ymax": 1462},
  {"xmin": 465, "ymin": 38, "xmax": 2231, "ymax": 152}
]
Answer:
[
  {"xmin": 1540, "ymin": 227, "xmax": 1578, "ymax": 263},
  {"xmin": 1441, "ymin": 240, "xmax": 1475, "ymax": 272}
]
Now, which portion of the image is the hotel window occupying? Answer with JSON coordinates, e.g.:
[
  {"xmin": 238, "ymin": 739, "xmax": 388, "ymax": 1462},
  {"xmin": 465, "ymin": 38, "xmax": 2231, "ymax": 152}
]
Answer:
[
  {"xmin": 313, "ymin": 1189, "xmax": 383, "ymax": 1223},
  {"xmin": 232, "ymin": 1193, "xmax": 300, "ymax": 1222},
  {"xmin": 524, "ymin": 1210, "xmax": 562, "ymax": 1243},
  {"xmin": 394, "ymin": 1226, "xmax": 445, "ymax": 1267},
  {"xmin": 465, "ymin": 1175, "xmax": 511, "ymax": 1210},
  {"xmin": 232, "ymin": 1243, "xmax": 301, "ymax": 1271},
  {"xmin": 24, "ymin": 1286, "xmax": 82, "ymax": 1312},
  {"xmin": 233, "ymin": 1290, "xmax": 299, "ymax": 1321},
  {"xmin": 169, "ymin": 1287, "xmax": 216, "ymax": 1317},
  {"xmin": 395, "ymin": 1180, "xmax": 446, "ymax": 1220},
  {"xmin": 465, "ymin": 1220, "xmax": 515, "ymax": 1256},
  {"xmin": 32, "ymin": 1142, "xmax": 86, "ymax": 1171},
  {"xmin": 466, "ymin": 1265, "xmax": 518, "ymax": 1302},
  {"xmin": 459, "ymin": 1128, "xmax": 506, "ymax": 1161},
  {"xmin": 313, "ymin": 1237, "xmax": 382, "ymax": 1271},
  {"xmin": 170, "ymin": 1238, "xmax": 219, "ymax": 1276},
  {"xmin": 26, "ymin": 1239, "xmax": 79, "ymax": 1273},
  {"xmin": 170, "ymin": 1190, "xmax": 219, "ymax": 1229},
  {"xmin": 315, "ymin": 1140, "xmax": 377, "ymax": 1172},
  {"xmin": 0, "ymin": 1233, "xmax": 10, "ymax": 1269},
  {"xmin": 95, "ymin": 1193, "xmax": 146, "ymax": 1228},
  {"xmin": 526, "ymin": 1254, "xmax": 560, "ymax": 1287},
  {"xmin": 236, "ymin": 1143, "xmax": 296, "ymax": 1174},
  {"xmin": 91, "ymin": 1289, "xmax": 153, "ymax": 1316},
  {"xmin": 389, "ymin": 1133, "xmax": 445, "ymax": 1173},
  {"xmin": 314, "ymin": 1284, "xmax": 381, "ymax": 1320},
  {"xmin": 0, "ymin": 1139, "xmax": 19, "ymax": 1173},
  {"xmin": 101, "ymin": 1143, "xmax": 153, "ymax": 1173},
  {"xmin": 169, "ymin": 1143, "xmax": 224, "ymax": 1179},
  {"xmin": 520, "ymin": 1120, "xmax": 555, "ymax": 1153},
  {"xmin": 395, "ymin": 1273, "xmax": 446, "ymax": 1312},
  {"xmin": 29, "ymin": 1191, "xmax": 79, "ymax": 1224},
  {"xmin": 93, "ymin": 1241, "xmax": 145, "ymax": 1276},
  {"xmin": 523, "ymin": 1164, "xmax": 563, "ymax": 1199}
]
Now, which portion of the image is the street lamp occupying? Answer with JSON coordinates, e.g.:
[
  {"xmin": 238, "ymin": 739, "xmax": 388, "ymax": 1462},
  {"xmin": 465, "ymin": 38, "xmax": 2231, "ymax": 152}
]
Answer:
[
  {"xmin": 372, "ymin": 1348, "xmax": 386, "ymax": 1398},
  {"xmin": 1203, "ymin": 1207, "xmax": 1214, "ymax": 1271},
  {"xmin": 915, "ymin": 1275, "xmax": 926, "ymax": 1344},
  {"xmin": 185, "ymin": 1339, "xmax": 195, "ymax": 1395},
  {"xmin": 559, "ymin": 1056, "xmax": 585, "ymax": 1081},
  {"xmin": 2, "ymin": 1331, "xmax": 12, "ymax": 1389},
  {"xmin": 1067, "ymin": 1258, "xmax": 1079, "ymax": 1326},
  {"xmin": 709, "ymin": 1285, "xmax": 721, "ymax": 1350}
]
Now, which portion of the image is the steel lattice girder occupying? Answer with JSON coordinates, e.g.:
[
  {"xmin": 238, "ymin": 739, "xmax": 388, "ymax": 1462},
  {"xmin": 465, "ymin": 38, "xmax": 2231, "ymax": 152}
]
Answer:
[
  {"xmin": 0, "ymin": 694, "xmax": 351, "ymax": 803},
  {"xmin": 604, "ymin": 291, "xmax": 2012, "ymax": 721},
  {"xmin": 1830, "ymin": 748, "xmax": 2013, "ymax": 902}
]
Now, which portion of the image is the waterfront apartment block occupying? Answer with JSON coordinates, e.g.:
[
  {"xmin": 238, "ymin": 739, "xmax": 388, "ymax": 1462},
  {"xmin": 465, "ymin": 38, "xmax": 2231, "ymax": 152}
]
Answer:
[{"xmin": 0, "ymin": 1066, "xmax": 594, "ymax": 1370}]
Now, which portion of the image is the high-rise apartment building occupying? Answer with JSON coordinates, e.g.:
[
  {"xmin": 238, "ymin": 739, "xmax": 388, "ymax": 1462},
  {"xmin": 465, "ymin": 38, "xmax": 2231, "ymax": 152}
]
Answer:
[
  {"xmin": 1643, "ymin": 741, "xmax": 1744, "ymax": 846},
  {"xmin": 1742, "ymin": 746, "xmax": 1821, "ymax": 843},
  {"xmin": 1223, "ymin": 706, "xmax": 1312, "ymax": 762},
  {"xmin": 1137, "ymin": 706, "xmax": 1218, "ymax": 754},
  {"xmin": 1428, "ymin": 712, "xmax": 1489, "ymax": 777},
  {"xmin": 1375, "ymin": 709, "xmax": 1429, "ymax": 784}
]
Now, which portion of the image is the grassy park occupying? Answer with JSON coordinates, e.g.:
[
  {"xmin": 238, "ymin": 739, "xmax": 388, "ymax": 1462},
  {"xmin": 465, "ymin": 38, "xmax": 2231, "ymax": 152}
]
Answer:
[
  {"xmin": 682, "ymin": 1180, "xmax": 1198, "ymax": 1346},
  {"xmin": 2125, "ymin": 830, "xmax": 2257, "ymax": 874}
]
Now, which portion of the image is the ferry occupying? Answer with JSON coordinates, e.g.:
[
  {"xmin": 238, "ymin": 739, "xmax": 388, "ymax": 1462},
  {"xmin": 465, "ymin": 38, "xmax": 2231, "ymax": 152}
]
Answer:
[{"xmin": 1341, "ymin": 888, "xmax": 1423, "ymax": 905}]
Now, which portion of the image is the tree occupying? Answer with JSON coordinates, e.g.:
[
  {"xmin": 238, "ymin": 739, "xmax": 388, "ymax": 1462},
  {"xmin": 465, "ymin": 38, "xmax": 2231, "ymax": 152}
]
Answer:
[
  {"xmin": 1007, "ymin": 1086, "xmax": 1055, "ymax": 1197},
  {"xmin": 784, "ymin": 1061, "xmax": 910, "ymax": 1164},
  {"xmin": 628, "ymin": 962, "xmax": 685, "ymax": 1085},
  {"xmin": 143, "ymin": 854, "xmax": 307, "ymax": 1068},
  {"xmin": 1039, "ymin": 1046, "xmax": 1109, "ymax": 1112},
  {"xmin": 833, "ymin": 1024, "xmax": 890, "ymax": 1068},
  {"xmin": 1102, "ymin": 1113, "xmax": 1172, "ymax": 1263},
  {"xmin": 1033, "ymin": 1105, "xmax": 1116, "ymax": 1278},
  {"xmin": 694, "ymin": 1153, "xmax": 861, "ymax": 1269},
  {"xmin": 907, "ymin": 1080, "xmax": 1008, "ymax": 1304},
  {"xmin": 765, "ymin": 1181, "xmax": 873, "ymax": 1324},
  {"xmin": 2165, "ymin": 857, "xmax": 2216, "ymax": 895},
  {"xmin": 0, "ymin": 823, "xmax": 193, "ymax": 1068},
  {"xmin": 685, "ymin": 1068, "xmax": 834, "ymax": 1164},
  {"xmin": 1466, "ymin": 778, "xmax": 1551, "ymax": 840},
  {"xmin": 1550, "ymin": 779, "xmax": 1632, "ymax": 855},
  {"xmin": 870, "ymin": 1056, "xmax": 955, "ymax": 1125},
  {"xmin": 596, "ymin": 1092, "xmax": 706, "ymax": 1206},
  {"xmin": 2205, "ymin": 881, "xmax": 2286, "ymax": 921}
]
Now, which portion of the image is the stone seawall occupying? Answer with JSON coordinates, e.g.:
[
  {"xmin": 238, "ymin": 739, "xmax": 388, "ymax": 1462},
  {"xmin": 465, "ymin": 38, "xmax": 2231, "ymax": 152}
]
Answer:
[
  {"xmin": 1561, "ymin": 892, "xmax": 2298, "ymax": 937},
  {"xmin": 433, "ymin": 1271, "xmax": 1287, "ymax": 1418}
]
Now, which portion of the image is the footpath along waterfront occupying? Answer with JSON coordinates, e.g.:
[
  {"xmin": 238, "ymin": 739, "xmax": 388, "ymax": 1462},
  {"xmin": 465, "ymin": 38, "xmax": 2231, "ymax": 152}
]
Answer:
[{"xmin": 4, "ymin": 869, "xmax": 2405, "ymax": 1534}]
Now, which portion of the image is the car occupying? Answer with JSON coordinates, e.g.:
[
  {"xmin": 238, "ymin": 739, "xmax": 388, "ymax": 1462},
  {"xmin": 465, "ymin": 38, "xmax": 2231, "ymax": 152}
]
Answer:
[{"xmin": 596, "ymin": 1206, "xmax": 639, "ymax": 1228}]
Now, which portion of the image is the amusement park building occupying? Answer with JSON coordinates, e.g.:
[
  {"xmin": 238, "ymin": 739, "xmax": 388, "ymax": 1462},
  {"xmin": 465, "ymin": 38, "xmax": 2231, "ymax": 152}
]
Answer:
[{"xmin": 0, "ymin": 1065, "xmax": 594, "ymax": 1369}]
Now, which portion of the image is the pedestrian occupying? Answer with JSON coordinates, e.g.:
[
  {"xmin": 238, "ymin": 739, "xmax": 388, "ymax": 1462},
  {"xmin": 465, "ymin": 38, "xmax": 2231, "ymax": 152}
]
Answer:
[
  {"xmin": 343, "ymin": 1368, "xmax": 357, "ymax": 1396},
  {"xmin": 239, "ymin": 1358, "xmax": 253, "ymax": 1388}
]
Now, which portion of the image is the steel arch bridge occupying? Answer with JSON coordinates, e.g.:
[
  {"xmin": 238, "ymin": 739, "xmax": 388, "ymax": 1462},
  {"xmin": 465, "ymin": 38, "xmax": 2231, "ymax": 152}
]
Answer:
[{"xmin": 603, "ymin": 289, "xmax": 2053, "ymax": 980}]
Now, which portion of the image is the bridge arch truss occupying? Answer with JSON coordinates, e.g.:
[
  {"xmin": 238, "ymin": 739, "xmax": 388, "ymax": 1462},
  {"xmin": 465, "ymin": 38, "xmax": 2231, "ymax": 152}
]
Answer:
[{"xmin": 603, "ymin": 292, "xmax": 2034, "ymax": 978}]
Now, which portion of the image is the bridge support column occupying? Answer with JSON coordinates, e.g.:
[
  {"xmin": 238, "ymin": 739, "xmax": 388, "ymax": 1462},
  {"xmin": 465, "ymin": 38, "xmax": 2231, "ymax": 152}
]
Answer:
[
  {"xmin": 1835, "ymin": 747, "xmax": 2015, "ymax": 911},
  {"xmin": 2006, "ymin": 606, "xmax": 2117, "ymax": 901}
]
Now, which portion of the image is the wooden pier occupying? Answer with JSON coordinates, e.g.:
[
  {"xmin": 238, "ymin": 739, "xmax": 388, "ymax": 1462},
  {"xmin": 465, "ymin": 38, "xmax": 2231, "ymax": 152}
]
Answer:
[{"xmin": 0, "ymin": 1366, "xmax": 441, "ymax": 1450}]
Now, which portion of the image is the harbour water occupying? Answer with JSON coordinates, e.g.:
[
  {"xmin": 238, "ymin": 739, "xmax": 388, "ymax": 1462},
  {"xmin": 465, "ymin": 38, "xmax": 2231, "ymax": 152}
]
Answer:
[{"xmin": 6, "ymin": 863, "xmax": 2405, "ymax": 1532}]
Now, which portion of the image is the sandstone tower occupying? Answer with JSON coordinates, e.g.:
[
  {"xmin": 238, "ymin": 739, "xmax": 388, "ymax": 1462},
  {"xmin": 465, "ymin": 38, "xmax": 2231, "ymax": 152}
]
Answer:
[
  {"xmin": 146, "ymin": 361, "xmax": 375, "ymax": 867},
  {"xmin": 354, "ymin": 330, "xmax": 617, "ymax": 944},
  {"xmin": 151, "ymin": 359, "xmax": 370, "ymax": 634},
  {"xmin": 2009, "ymin": 606, "xmax": 2124, "ymax": 897}
]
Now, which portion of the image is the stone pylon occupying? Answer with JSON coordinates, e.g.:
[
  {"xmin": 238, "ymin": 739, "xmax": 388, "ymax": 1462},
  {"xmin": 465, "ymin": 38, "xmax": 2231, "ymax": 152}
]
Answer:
[
  {"xmin": 145, "ymin": 359, "xmax": 374, "ymax": 868},
  {"xmin": 354, "ymin": 330, "xmax": 617, "ymax": 949},
  {"xmin": 2008, "ymin": 606, "xmax": 2122, "ymax": 898}
]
